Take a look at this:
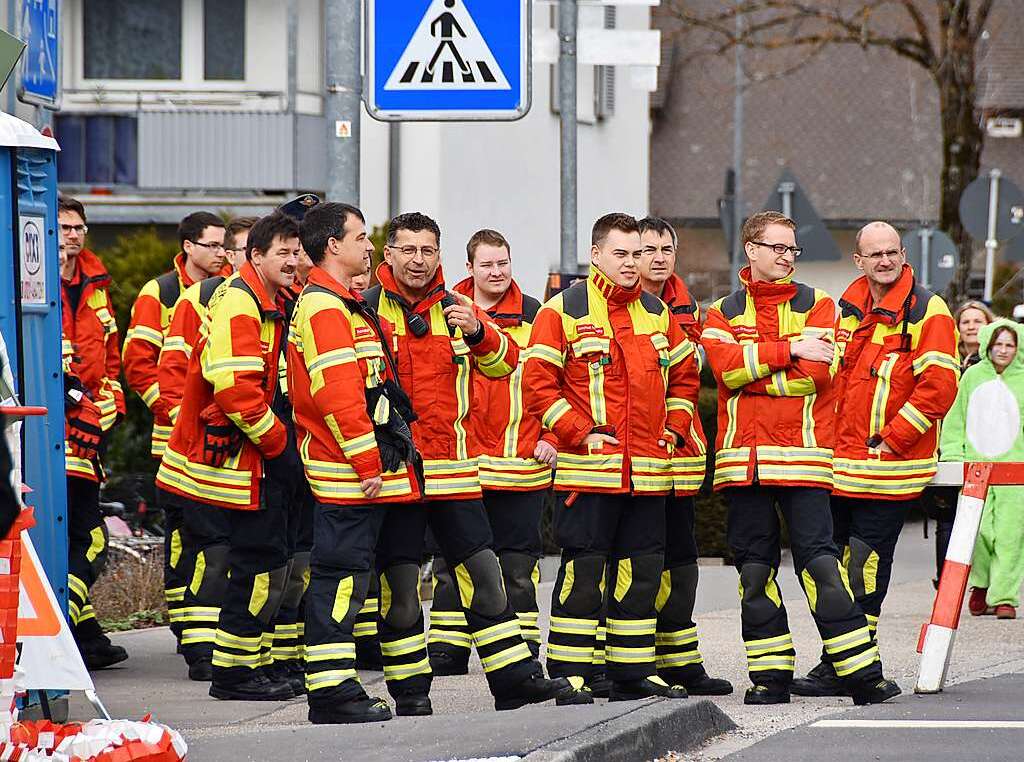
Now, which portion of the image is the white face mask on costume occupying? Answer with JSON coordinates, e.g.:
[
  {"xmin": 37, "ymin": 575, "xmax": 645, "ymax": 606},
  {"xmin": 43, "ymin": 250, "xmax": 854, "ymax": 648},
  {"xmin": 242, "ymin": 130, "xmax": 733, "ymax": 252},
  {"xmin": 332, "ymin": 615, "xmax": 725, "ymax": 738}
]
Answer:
[{"xmin": 966, "ymin": 378, "xmax": 1020, "ymax": 458}]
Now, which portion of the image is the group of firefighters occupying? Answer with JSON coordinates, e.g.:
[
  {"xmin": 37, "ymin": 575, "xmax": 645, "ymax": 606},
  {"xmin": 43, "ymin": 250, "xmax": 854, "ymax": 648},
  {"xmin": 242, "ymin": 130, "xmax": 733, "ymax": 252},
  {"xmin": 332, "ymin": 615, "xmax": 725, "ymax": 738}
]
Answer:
[{"xmin": 57, "ymin": 192, "xmax": 960, "ymax": 724}]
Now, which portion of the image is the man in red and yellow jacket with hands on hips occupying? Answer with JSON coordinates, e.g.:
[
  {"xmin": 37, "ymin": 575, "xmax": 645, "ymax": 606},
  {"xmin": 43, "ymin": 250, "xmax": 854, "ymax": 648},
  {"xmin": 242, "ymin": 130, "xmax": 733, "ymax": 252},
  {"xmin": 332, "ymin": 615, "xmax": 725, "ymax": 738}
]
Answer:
[{"xmin": 525, "ymin": 212, "xmax": 698, "ymax": 702}]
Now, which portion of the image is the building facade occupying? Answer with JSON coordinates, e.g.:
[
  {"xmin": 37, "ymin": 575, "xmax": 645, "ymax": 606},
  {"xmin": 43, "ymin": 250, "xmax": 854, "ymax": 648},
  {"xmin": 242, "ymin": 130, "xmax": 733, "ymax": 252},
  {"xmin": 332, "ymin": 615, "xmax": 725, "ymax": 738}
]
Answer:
[{"xmin": 2, "ymin": 0, "xmax": 656, "ymax": 300}]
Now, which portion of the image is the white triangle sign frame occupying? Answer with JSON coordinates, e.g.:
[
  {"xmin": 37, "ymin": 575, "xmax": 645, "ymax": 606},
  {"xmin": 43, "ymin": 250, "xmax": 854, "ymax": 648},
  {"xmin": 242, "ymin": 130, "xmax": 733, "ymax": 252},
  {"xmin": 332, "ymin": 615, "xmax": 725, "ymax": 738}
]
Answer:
[{"xmin": 384, "ymin": 0, "xmax": 510, "ymax": 91}]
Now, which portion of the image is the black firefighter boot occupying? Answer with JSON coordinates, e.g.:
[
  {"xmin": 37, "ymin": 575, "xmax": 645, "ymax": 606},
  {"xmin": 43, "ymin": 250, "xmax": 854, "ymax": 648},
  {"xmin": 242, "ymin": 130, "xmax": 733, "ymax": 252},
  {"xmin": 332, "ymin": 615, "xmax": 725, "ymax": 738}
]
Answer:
[{"xmin": 791, "ymin": 660, "xmax": 846, "ymax": 697}]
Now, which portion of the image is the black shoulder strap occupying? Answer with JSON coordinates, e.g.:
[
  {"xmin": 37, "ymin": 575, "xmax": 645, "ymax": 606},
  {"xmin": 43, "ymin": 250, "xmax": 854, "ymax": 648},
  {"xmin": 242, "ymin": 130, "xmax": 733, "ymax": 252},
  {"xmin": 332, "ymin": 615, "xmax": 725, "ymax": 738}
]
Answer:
[
  {"xmin": 719, "ymin": 289, "xmax": 747, "ymax": 320},
  {"xmin": 561, "ymin": 281, "xmax": 589, "ymax": 319},
  {"xmin": 789, "ymin": 282, "xmax": 816, "ymax": 313},
  {"xmin": 638, "ymin": 291, "xmax": 666, "ymax": 316},
  {"xmin": 522, "ymin": 294, "xmax": 542, "ymax": 323},
  {"xmin": 906, "ymin": 282, "xmax": 934, "ymax": 324},
  {"xmin": 156, "ymin": 271, "xmax": 181, "ymax": 309},
  {"xmin": 362, "ymin": 285, "xmax": 383, "ymax": 314},
  {"xmin": 198, "ymin": 276, "xmax": 226, "ymax": 307}
]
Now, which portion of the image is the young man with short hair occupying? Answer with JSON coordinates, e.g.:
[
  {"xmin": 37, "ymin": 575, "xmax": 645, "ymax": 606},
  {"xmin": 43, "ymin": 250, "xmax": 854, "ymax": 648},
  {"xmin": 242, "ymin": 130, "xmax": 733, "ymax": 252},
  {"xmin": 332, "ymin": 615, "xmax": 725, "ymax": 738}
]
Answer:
[
  {"xmin": 702, "ymin": 211, "xmax": 898, "ymax": 706},
  {"xmin": 427, "ymin": 229, "xmax": 551, "ymax": 674},
  {"xmin": 289, "ymin": 201, "xmax": 415, "ymax": 723},
  {"xmin": 156, "ymin": 213, "xmax": 303, "ymax": 701},
  {"xmin": 636, "ymin": 216, "xmax": 732, "ymax": 696},
  {"xmin": 525, "ymin": 213, "xmax": 699, "ymax": 702},
  {"xmin": 58, "ymin": 196, "xmax": 127, "ymax": 669}
]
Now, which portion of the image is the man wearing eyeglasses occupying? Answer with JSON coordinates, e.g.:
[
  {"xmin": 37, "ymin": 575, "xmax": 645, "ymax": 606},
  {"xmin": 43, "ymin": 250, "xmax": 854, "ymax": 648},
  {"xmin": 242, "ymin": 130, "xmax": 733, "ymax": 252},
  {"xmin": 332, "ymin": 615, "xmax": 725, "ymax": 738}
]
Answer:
[
  {"xmin": 57, "ymin": 195, "xmax": 128, "ymax": 670},
  {"xmin": 155, "ymin": 215, "xmax": 256, "ymax": 678},
  {"xmin": 702, "ymin": 210, "xmax": 898, "ymax": 706},
  {"xmin": 361, "ymin": 212, "xmax": 580, "ymax": 712},
  {"xmin": 792, "ymin": 221, "xmax": 958, "ymax": 698},
  {"xmin": 124, "ymin": 210, "xmax": 231, "ymax": 645},
  {"xmin": 636, "ymin": 216, "xmax": 732, "ymax": 697}
]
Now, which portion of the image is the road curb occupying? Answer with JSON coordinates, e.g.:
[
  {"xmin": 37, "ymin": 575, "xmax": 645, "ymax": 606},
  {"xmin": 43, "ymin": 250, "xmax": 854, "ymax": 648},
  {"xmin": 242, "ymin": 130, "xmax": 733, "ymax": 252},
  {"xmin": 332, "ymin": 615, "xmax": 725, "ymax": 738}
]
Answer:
[{"xmin": 521, "ymin": 698, "xmax": 736, "ymax": 762}]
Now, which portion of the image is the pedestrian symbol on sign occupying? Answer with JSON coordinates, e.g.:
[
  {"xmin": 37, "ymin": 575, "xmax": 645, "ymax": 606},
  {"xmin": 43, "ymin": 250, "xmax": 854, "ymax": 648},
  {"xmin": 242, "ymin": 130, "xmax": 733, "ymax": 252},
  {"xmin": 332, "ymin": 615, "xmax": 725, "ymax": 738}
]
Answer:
[{"xmin": 384, "ymin": 0, "xmax": 510, "ymax": 91}]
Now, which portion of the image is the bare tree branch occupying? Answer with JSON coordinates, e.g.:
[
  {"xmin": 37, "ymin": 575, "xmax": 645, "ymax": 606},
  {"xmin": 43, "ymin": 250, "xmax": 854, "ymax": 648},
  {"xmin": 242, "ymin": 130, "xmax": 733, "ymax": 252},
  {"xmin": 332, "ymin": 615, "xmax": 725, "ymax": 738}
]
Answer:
[{"xmin": 971, "ymin": 0, "xmax": 995, "ymax": 42}]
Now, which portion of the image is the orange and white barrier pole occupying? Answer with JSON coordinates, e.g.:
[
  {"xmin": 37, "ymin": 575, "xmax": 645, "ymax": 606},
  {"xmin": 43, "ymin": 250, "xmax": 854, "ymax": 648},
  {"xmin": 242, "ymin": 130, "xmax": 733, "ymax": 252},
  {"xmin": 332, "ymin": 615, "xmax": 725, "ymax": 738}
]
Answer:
[{"xmin": 916, "ymin": 461, "xmax": 1024, "ymax": 693}]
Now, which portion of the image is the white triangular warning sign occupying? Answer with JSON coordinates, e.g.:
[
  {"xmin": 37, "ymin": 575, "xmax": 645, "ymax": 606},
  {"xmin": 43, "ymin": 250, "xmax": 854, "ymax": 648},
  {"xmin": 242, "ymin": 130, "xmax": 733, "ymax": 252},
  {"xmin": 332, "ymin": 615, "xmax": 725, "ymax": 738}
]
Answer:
[
  {"xmin": 17, "ymin": 530, "xmax": 95, "ymax": 692},
  {"xmin": 384, "ymin": 0, "xmax": 510, "ymax": 91}
]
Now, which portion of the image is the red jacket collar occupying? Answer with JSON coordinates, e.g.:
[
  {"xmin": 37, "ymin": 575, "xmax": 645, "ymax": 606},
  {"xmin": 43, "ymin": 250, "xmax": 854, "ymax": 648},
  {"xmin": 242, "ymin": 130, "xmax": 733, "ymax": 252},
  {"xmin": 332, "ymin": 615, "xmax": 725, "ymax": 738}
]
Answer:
[
  {"xmin": 375, "ymin": 262, "xmax": 447, "ymax": 313},
  {"xmin": 589, "ymin": 264, "xmax": 641, "ymax": 305},
  {"xmin": 307, "ymin": 266, "xmax": 362, "ymax": 302},
  {"xmin": 661, "ymin": 273, "xmax": 693, "ymax": 310},
  {"xmin": 452, "ymin": 276, "xmax": 526, "ymax": 325},
  {"xmin": 739, "ymin": 265, "xmax": 797, "ymax": 305},
  {"xmin": 238, "ymin": 261, "xmax": 283, "ymax": 314},
  {"xmin": 72, "ymin": 248, "xmax": 111, "ymax": 285},
  {"xmin": 175, "ymin": 251, "xmax": 231, "ymax": 289},
  {"xmin": 839, "ymin": 264, "xmax": 915, "ymax": 324}
]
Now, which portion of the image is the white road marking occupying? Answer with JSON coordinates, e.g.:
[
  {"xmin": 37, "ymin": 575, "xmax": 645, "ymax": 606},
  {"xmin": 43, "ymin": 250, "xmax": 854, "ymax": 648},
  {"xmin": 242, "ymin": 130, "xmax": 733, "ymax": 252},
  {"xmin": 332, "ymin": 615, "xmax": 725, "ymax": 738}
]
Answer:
[{"xmin": 811, "ymin": 720, "xmax": 1024, "ymax": 729}]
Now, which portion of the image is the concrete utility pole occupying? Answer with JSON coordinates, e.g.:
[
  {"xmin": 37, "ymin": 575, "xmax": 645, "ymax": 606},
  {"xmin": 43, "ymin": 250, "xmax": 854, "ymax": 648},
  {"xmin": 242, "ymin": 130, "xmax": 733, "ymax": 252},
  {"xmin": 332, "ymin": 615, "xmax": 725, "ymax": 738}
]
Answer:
[
  {"xmin": 558, "ymin": 0, "xmax": 578, "ymax": 275},
  {"xmin": 325, "ymin": 0, "xmax": 361, "ymax": 204},
  {"xmin": 287, "ymin": 0, "xmax": 298, "ymax": 192},
  {"xmin": 730, "ymin": 3, "xmax": 744, "ymax": 292}
]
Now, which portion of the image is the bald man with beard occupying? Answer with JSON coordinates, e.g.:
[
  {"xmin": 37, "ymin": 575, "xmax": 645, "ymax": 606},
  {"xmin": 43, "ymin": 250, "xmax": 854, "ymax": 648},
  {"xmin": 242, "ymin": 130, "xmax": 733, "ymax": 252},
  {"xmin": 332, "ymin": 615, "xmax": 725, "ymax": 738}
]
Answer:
[{"xmin": 792, "ymin": 221, "xmax": 958, "ymax": 697}]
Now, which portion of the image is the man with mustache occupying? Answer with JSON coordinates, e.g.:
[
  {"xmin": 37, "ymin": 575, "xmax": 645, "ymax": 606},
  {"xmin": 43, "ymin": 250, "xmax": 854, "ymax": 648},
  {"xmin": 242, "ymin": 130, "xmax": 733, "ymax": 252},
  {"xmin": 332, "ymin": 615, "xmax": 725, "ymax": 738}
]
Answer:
[
  {"xmin": 157, "ymin": 216, "xmax": 256, "ymax": 678},
  {"xmin": 361, "ymin": 212, "xmax": 579, "ymax": 712},
  {"xmin": 427, "ymin": 229, "xmax": 552, "ymax": 674},
  {"xmin": 792, "ymin": 221, "xmax": 958, "ymax": 696},
  {"xmin": 156, "ymin": 212, "xmax": 304, "ymax": 701},
  {"xmin": 636, "ymin": 216, "xmax": 732, "ymax": 696}
]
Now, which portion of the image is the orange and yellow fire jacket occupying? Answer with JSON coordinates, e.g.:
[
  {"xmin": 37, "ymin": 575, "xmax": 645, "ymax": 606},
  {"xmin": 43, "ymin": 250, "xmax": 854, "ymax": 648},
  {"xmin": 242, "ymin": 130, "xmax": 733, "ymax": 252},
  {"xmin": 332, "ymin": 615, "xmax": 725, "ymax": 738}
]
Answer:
[
  {"xmin": 702, "ymin": 266, "xmax": 837, "ymax": 490},
  {"xmin": 155, "ymin": 264, "xmax": 288, "ymax": 511},
  {"xmin": 452, "ymin": 276, "xmax": 554, "ymax": 492},
  {"xmin": 524, "ymin": 265, "xmax": 700, "ymax": 495},
  {"xmin": 157, "ymin": 276, "xmax": 228, "ymax": 425},
  {"xmin": 658, "ymin": 273, "xmax": 707, "ymax": 496},
  {"xmin": 287, "ymin": 267, "xmax": 420, "ymax": 505},
  {"xmin": 363, "ymin": 264, "xmax": 519, "ymax": 500},
  {"xmin": 124, "ymin": 254, "xmax": 201, "ymax": 458},
  {"xmin": 61, "ymin": 249, "xmax": 124, "ymax": 481},
  {"xmin": 833, "ymin": 265, "xmax": 958, "ymax": 500}
]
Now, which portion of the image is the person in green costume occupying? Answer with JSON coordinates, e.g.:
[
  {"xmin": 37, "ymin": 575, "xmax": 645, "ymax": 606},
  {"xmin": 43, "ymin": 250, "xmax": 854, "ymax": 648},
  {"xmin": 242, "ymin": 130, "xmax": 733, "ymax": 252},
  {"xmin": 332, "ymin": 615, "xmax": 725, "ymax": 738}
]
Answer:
[{"xmin": 940, "ymin": 319, "xmax": 1024, "ymax": 619}]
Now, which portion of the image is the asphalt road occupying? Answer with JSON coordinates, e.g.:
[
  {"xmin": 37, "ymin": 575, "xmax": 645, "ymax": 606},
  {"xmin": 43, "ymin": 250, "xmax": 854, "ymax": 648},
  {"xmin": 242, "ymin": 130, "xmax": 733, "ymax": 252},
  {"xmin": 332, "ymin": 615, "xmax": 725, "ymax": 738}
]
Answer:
[{"xmin": 727, "ymin": 673, "xmax": 1024, "ymax": 761}]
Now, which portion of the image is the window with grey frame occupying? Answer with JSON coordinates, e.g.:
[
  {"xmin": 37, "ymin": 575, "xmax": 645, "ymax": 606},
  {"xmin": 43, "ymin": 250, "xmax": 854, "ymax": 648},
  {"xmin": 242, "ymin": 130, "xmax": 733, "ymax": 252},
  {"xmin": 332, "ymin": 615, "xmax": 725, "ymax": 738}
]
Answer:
[
  {"xmin": 204, "ymin": 0, "xmax": 246, "ymax": 80},
  {"xmin": 83, "ymin": 0, "xmax": 183, "ymax": 79}
]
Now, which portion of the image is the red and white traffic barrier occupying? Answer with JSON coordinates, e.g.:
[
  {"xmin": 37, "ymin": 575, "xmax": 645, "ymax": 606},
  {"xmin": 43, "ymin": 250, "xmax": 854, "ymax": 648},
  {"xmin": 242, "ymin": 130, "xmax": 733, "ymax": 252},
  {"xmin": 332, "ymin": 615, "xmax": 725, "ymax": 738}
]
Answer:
[{"xmin": 916, "ymin": 461, "xmax": 1024, "ymax": 693}]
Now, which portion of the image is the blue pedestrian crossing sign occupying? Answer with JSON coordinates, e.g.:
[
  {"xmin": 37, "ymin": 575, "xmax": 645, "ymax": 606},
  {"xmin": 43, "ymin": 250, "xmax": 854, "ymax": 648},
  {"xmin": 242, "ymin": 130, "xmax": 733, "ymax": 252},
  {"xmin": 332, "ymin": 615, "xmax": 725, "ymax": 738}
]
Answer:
[
  {"xmin": 366, "ymin": 0, "xmax": 531, "ymax": 122},
  {"xmin": 17, "ymin": 0, "xmax": 60, "ymax": 108}
]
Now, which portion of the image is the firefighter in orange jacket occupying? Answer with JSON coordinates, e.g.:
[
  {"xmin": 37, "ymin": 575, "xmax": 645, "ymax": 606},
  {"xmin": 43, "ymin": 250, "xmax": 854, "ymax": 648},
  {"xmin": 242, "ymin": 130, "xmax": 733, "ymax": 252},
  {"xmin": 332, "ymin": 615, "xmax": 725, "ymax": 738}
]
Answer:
[
  {"xmin": 156, "ymin": 212, "xmax": 302, "ymax": 702},
  {"xmin": 124, "ymin": 211, "xmax": 229, "ymax": 629},
  {"xmin": 157, "ymin": 217, "xmax": 253, "ymax": 675},
  {"xmin": 288, "ymin": 201, "xmax": 418, "ymax": 723},
  {"xmin": 637, "ymin": 216, "xmax": 732, "ymax": 696},
  {"xmin": 427, "ymin": 229, "xmax": 551, "ymax": 675},
  {"xmin": 58, "ymin": 196, "xmax": 127, "ymax": 670},
  {"xmin": 362, "ymin": 212, "xmax": 577, "ymax": 711},
  {"xmin": 524, "ymin": 213, "xmax": 697, "ymax": 702},
  {"xmin": 703, "ymin": 210, "xmax": 898, "ymax": 706},
  {"xmin": 792, "ymin": 221, "xmax": 958, "ymax": 697}
]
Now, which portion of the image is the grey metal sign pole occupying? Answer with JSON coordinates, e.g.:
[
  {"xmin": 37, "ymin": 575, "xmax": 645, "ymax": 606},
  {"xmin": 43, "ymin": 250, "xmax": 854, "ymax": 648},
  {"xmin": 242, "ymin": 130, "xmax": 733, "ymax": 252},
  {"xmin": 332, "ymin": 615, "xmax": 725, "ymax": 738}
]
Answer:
[
  {"xmin": 559, "ymin": 0, "xmax": 578, "ymax": 275},
  {"xmin": 730, "ymin": 4, "xmax": 745, "ymax": 292},
  {"xmin": 326, "ymin": 0, "xmax": 361, "ymax": 204},
  {"xmin": 778, "ymin": 181, "xmax": 794, "ymax": 220},
  {"xmin": 919, "ymin": 227, "xmax": 932, "ymax": 288},
  {"xmin": 984, "ymin": 169, "xmax": 1002, "ymax": 302}
]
